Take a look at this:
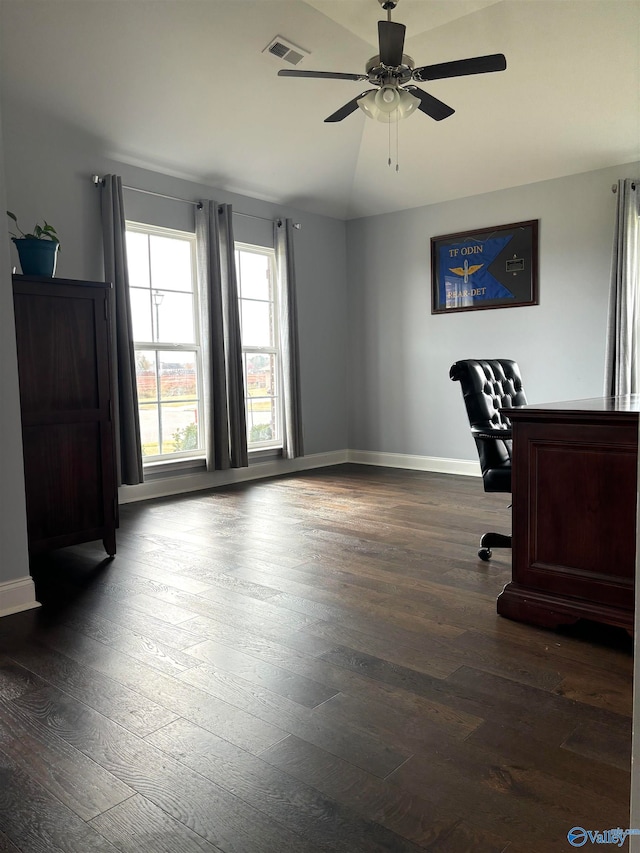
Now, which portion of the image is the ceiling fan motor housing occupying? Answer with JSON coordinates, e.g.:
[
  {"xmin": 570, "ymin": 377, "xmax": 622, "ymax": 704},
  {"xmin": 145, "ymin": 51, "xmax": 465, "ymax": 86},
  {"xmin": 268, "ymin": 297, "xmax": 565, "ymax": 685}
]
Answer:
[{"xmin": 366, "ymin": 54, "xmax": 414, "ymax": 86}]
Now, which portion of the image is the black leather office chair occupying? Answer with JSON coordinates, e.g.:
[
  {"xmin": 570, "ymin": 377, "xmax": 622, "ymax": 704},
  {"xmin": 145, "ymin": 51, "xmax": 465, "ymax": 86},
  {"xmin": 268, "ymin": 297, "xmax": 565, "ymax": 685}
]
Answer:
[{"xmin": 449, "ymin": 359, "xmax": 527, "ymax": 560}]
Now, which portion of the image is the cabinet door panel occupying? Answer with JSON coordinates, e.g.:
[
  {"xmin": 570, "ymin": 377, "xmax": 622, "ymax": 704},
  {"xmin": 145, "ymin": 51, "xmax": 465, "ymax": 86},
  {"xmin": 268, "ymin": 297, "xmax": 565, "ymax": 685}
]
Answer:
[
  {"xmin": 22, "ymin": 423, "xmax": 105, "ymax": 542},
  {"xmin": 14, "ymin": 291, "xmax": 100, "ymax": 413},
  {"xmin": 531, "ymin": 442, "xmax": 637, "ymax": 585}
]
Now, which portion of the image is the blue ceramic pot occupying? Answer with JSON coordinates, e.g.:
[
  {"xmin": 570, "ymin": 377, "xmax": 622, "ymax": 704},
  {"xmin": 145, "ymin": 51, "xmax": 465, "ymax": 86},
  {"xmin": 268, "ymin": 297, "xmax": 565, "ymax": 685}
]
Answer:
[{"xmin": 13, "ymin": 238, "xmax": 59, "ymax": 277}]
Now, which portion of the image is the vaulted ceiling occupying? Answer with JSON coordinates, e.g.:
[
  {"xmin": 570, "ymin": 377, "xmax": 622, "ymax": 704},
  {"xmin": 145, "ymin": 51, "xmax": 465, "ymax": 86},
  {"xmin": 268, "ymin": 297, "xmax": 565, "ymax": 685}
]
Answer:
[{"xmin": 1, "ymin": 0, "xmax": 639, "ymax": 219}]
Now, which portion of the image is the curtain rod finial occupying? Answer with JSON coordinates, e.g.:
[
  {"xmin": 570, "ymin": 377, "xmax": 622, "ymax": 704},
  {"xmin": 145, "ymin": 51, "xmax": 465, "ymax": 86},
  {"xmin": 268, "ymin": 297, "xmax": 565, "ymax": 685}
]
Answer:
[{"xmin": 92, "ymin": 174, "xmax": 104, "ymax": 186}]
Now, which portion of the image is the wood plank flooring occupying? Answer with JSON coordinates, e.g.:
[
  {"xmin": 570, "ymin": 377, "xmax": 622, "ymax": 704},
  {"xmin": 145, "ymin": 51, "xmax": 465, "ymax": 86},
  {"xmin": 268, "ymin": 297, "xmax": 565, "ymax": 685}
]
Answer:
[{"xmin": 0, "ymin": 464, "xmax": 633, "ymax": 852}]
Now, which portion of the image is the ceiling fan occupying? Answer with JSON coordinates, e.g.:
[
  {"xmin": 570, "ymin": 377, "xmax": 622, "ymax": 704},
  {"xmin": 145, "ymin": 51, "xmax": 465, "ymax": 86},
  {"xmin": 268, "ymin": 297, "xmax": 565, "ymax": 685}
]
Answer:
[{"xmin": 278, "ymin": 0, "xmax": 506, "ymax": 123}]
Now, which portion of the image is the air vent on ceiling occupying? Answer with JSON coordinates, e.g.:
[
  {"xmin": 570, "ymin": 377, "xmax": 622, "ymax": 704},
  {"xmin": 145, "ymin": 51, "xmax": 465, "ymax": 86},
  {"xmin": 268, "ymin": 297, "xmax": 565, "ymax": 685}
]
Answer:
[{"xmin": 263, "ymin": 35, "xmax": 309, "ymax": 66}]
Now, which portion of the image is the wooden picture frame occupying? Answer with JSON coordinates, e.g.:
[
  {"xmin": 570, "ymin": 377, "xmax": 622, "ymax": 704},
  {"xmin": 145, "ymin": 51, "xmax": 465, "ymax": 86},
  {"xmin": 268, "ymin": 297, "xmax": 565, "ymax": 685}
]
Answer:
[{"xmin": 431, "ymin": 220, "xmax": 539, "ymax": 314}]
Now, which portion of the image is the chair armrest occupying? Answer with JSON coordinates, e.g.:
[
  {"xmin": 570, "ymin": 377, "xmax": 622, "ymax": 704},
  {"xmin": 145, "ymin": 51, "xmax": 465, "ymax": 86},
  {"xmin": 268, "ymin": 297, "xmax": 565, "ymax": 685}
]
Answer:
[{"xmin": 472, "ymin": 427, "xmax": 513, "ymax": 441}]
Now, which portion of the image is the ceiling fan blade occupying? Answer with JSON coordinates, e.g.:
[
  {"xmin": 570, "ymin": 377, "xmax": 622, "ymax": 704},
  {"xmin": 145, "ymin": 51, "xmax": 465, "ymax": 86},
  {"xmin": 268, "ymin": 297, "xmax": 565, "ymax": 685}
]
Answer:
[
  {"xmin": 278, "ymin": 69, "xmax": 367, "ymax": 81},
  {"xmin": 378, "ymin": 20, "xmax": 406, "ymax": 67},
  {"xmin": 413, "ymin": 53, "xmax": 507, "ymax": 82},
  {"xmin": 409, "ymin": 87, "xmax": 455, "ymax": 121},
  {"xmin": 324, "ymin": 91, "xmax": 374, "ymax": 122}
]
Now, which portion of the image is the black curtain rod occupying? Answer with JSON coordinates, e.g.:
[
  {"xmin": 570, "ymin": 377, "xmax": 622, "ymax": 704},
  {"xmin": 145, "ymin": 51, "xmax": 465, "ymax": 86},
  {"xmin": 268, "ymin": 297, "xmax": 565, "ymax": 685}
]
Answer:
[{"xmin": 91, "ymin": 175, "xmax": 300, "ymax": 227}]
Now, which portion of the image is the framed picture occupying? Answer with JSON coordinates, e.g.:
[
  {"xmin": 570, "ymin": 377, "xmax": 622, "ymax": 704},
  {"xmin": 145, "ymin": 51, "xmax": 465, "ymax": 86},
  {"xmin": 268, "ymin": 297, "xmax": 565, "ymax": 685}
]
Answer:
[{"xmin": 431, "ymin": 220, "xmax": 539, "ymax": 314}]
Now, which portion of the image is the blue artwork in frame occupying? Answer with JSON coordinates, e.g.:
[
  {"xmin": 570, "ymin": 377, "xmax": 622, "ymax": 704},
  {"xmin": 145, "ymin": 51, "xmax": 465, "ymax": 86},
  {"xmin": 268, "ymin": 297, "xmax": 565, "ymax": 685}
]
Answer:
[{"xmin": 431, "ymin": 220, "xmax": 539, "ymax": 314}]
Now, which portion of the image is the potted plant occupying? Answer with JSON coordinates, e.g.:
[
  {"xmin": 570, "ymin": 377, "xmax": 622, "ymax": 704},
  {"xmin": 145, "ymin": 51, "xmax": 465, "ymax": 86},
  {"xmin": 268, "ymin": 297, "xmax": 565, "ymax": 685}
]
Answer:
[{"xmin": 7, "ymin": 211, "xmax": 60, "ymax": 277}]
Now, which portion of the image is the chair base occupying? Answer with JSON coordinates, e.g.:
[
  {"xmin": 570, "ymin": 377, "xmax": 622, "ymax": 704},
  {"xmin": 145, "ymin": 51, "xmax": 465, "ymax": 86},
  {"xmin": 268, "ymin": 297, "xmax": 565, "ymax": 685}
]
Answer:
[{"xmin": 478, "ymin": 532, "xmax": 512, "ymax": 561}]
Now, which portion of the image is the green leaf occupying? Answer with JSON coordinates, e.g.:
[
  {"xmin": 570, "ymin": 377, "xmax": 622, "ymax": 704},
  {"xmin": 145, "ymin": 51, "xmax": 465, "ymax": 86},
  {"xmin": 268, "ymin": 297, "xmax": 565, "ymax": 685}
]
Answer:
[{"xmin": 6, "ymin": 213, "xmax": 59, "ymax": 246}]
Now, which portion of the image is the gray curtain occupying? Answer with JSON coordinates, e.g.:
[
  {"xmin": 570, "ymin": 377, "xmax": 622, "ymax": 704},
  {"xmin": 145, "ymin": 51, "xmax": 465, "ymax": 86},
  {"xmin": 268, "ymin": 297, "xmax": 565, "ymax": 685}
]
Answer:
[
  {"xmin": 196, "ymin": 201, "xmax": 248, "ymax": 470},
  {"xmin": 604, "ymin": 179, "xmax": 639, "ymax": 396},
  {"xmin": 100, "ymin": 175, "xmax": 144, "ymax": 485},
  {"xmin": 275, "ymin": 219, "xmax": 304, "ymax": 459}
]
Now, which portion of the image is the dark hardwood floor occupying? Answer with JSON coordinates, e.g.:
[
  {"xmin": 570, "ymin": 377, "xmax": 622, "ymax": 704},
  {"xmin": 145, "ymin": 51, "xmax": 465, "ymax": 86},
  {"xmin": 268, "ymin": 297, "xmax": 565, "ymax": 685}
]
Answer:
[{"xmin": 0, "ymin": 464, "xmax": 633, "ymax": 853}]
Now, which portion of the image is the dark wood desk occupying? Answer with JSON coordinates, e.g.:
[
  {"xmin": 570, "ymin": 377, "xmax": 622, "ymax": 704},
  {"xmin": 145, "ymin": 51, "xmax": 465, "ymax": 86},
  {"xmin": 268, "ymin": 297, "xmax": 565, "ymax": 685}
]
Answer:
[{"xmin": 498, "ymin": 396, "xmax": 639, "ymax": 632}]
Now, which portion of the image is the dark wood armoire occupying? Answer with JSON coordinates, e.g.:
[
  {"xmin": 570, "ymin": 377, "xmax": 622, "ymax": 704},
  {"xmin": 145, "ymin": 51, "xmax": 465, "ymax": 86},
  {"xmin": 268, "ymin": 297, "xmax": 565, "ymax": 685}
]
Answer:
[{"xmin": 12, "ymin": 275, "xmax": 117, "ymax": 556}]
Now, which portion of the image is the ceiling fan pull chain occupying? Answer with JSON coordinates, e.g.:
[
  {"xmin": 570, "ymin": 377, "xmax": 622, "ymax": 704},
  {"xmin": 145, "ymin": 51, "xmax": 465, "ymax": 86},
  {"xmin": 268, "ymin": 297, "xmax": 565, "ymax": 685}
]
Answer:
[
  {"xmin": 388, "ymin": 119, "xmax": 392, "ymax": 167},
  {"xmin": 396, "ymin": 115, "xmax": 400, "ymax": 172}
]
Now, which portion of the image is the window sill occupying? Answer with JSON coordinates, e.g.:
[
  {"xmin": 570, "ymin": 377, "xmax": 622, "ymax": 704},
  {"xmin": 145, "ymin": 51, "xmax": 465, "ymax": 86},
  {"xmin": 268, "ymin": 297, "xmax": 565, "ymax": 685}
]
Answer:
[
  {"xmin": 141, "ymin": 447, "xmax": 283, "ymax": 481},
  {"xmin": 249, "ymin": 447, "xmax": 283, "ymax": 463},
  {"xmin": 143, "ymin": 456, "xmax": 206, "ymax": 480}
]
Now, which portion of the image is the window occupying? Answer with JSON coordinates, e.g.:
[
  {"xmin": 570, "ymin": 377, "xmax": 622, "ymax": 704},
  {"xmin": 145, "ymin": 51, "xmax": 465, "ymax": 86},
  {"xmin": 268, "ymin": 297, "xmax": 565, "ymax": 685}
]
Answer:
[
  {"xmin": 125, "ymin": 223, "xmax": 203, "ymax": 462},
  {"xmin": 235, "ymin": 243, "xmax": 282, "ymax": 450}
]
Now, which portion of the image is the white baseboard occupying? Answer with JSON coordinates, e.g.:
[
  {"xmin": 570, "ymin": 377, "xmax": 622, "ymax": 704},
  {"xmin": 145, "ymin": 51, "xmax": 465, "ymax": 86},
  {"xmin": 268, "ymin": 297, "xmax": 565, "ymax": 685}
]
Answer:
[
  {"xmin": 119, "ymin": 449, "xmax": 349, "ymax": 503},
  {"xmin": 0, "ymin": 576, "xmax": 40, "ymax": 618},
  {"xmin": 347, "ymin": 449, "xmax": 481, "ymax": 478}
]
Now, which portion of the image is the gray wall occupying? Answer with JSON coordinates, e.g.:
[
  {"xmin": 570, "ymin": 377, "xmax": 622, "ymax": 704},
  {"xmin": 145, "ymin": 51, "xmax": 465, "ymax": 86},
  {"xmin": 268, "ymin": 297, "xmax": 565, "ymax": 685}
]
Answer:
[
  {"xmin": 0, "ymin": 103, "xmax": 30, "ymax": 586},
  {"xmin": 346, "ymin": 162, "xmax": 640, "ymax": 462},
  {"xmin": 2, "ymin": 95, "xmax": 637, "ymax": 474},
  {"xmin": 2, "ymin": 96, "xmax": 349, "ymax": 458}
]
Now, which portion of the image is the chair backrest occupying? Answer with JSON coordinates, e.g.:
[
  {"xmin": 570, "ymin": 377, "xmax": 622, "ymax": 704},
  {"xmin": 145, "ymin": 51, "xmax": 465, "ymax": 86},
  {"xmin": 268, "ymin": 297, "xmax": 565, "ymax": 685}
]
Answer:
[{"xmin": 449, "ymin": 359, "xmax": 527, "ymax": 492}]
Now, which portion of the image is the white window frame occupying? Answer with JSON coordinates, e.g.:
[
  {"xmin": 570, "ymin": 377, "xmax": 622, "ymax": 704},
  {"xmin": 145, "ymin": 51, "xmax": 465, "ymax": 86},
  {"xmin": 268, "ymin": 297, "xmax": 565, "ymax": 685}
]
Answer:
[
  {"xmin": 126, "ymin": 221, "xmax": 204, "ymax": 464},
  {"xmin": 235, "ymin": 242, "xmax": 283, "ymax": 451}
]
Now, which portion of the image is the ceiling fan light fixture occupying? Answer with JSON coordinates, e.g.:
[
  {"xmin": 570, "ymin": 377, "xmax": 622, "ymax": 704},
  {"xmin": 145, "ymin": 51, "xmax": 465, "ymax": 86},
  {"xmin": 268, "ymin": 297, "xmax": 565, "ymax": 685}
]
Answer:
[
  {"xmin": 357, "ymin": 91, "xmax": 379, "ymax": 119},
  {"xmin": 397, "ymin": 88, "xmax": 420, "ymax": 118},
  {"xmin": 358, "ymin": 87, "xmax": 419, "ymax": 122},
  {"xmin": 376, "ymin": 85, "xmax": 400, "ymax": 111}
]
